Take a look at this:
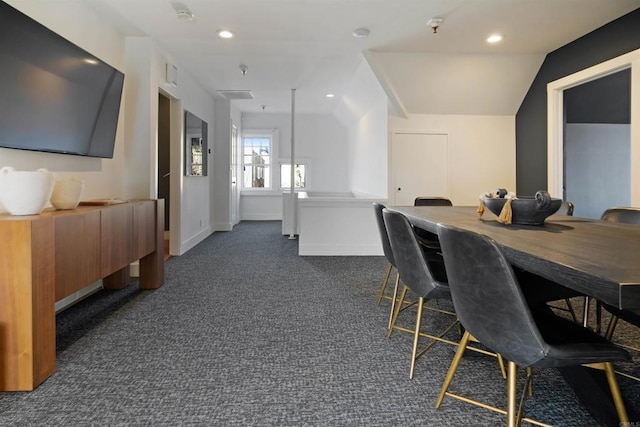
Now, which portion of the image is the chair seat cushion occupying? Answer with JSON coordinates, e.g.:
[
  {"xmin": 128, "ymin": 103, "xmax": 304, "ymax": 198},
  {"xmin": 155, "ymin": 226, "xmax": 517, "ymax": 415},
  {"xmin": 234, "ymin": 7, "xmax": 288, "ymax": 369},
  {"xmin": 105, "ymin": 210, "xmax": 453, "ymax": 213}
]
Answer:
[{"xmin": 529, "ymin": 305, "xmax": 630, "ymax": 368}]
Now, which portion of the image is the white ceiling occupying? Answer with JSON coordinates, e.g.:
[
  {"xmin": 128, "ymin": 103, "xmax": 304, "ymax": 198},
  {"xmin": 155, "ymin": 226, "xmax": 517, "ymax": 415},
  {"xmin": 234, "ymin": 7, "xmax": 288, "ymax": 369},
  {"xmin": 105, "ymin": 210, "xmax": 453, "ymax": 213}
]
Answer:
[{"xmin": 86, "ymin": 0, "xmax": 639, "ymax": 116}]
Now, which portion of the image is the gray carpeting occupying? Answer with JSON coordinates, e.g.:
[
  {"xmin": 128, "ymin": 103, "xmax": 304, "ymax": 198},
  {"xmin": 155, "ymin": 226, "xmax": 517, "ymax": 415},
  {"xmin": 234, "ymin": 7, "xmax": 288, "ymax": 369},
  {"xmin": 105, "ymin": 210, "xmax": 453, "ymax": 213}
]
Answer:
[{"xmin": 1, "ymin": 220, "xmax": 638, "ymax": 426}]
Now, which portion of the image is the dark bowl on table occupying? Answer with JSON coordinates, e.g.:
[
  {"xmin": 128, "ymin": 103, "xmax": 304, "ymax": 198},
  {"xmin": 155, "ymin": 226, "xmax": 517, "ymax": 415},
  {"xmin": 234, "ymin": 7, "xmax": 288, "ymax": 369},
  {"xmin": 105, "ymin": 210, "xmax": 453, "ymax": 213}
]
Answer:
[{"xmin": 483, "ymin": 191, "xmax": 562, "ymax": 225}]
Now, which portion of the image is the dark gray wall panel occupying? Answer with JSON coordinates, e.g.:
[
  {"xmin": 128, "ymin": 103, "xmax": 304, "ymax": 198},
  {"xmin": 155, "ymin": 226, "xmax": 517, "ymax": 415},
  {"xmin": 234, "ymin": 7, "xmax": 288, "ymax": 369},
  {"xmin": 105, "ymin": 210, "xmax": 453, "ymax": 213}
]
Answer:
[
  {"xmin": 515, "ymin": 8, "xmax": 640, "ymax": 195},
  {"xmin": 565, "ymin": 69, "xmax": 630, "ymax": 124}
]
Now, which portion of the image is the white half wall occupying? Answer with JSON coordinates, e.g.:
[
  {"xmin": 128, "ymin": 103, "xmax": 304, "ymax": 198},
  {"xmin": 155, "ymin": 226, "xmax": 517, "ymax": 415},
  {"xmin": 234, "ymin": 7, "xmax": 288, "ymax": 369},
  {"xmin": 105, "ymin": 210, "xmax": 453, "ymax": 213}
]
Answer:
[{"xmin": 298, "ymin": 194, "xmax": 385, "ymax": 256}]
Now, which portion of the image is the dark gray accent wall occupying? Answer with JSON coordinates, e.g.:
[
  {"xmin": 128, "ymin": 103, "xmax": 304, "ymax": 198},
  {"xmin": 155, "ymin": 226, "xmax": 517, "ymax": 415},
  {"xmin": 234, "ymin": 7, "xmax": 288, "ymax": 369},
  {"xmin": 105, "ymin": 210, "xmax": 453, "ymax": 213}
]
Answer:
[
  {"xmin": 565, "ymin": 69, "xmax": 630, "ymax": 124},
  {"xmin": 515, "ymin": 8, "xmax": 640, "ymax": 195}
]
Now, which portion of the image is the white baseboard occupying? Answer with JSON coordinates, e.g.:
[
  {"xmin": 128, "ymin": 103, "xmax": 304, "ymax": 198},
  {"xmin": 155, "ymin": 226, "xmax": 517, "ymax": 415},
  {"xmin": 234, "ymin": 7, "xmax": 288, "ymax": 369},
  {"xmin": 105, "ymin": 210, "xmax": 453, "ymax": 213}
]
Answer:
[
  {"xmin": 240, "ymin": 214, "xmax": 282, "ymax": 221},
  {"xmin": 55, "ymin": 281, "xmax": 103, "ymax": 313},
  {"xmin": 298, "ymin": 244, "xmax": 383, "ymax": 256},
  {"xmin": 214, "ymin": 222, "xmax": 234, "ymax": 231},
  {"xmin": 180, "ymin": 227, "xmax": 213, "ymax": 254}
]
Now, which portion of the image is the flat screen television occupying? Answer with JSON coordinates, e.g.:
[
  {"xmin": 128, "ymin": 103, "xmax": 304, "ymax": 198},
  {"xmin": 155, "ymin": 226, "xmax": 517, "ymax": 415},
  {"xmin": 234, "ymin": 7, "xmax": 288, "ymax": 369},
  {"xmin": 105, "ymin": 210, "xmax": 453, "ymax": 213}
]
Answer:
[{"xmin": 0, "ymin": 2, "xmax": 124, "ymax": 158}]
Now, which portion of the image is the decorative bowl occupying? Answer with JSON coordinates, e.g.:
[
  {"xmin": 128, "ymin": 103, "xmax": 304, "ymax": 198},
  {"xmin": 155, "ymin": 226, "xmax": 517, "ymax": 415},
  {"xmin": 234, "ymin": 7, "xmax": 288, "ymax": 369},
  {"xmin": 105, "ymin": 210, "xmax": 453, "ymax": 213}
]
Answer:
[
  {"xmin": 483, "ymin": 191, "xmax": 562, "ymax": 225},
  {"xmin": 0, "ymin": 167, "xmax": 55, "ymax": 215},
  {"xmin": 51, "ymin": 177, "xmax": 84, "ymax": 210}
]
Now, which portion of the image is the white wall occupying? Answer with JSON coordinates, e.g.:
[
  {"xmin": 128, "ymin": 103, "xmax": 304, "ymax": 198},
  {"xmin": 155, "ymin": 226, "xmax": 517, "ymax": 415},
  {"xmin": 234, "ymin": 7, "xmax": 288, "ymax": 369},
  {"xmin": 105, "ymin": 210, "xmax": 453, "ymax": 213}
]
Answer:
[
  {"xmin": 124, "ymin": 37, "xmax": 215, "ymax": 254},
  {"xmin": 239, "ymin": 112, "xmax": 350, "ymax": 220},
  {"xmin": 0, "ymin": 0, "xmax": 127, "ymax": 211},
  {"xmin": 2, "ymin": 1, "xmax": 217, "ymax": 256},
  {"xmin": 388, "ymin": 114, "xmax": 516, "ymax": 205},
  {"xmin": 336, "ymin": 58, "xmax": 389, "ymax": 198}
]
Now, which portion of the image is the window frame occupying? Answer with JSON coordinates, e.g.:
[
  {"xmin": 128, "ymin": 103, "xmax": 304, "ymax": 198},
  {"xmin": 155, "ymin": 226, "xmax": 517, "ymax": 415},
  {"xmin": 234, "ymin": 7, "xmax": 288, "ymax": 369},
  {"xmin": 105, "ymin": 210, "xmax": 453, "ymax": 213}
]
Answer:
[
  {"xmin": 241, "ymin": 129, "xmax": 279, "ymax": 193},
  {"xmin": 279, "ymin": 160, "xmax": 309, "ymax": 190}
]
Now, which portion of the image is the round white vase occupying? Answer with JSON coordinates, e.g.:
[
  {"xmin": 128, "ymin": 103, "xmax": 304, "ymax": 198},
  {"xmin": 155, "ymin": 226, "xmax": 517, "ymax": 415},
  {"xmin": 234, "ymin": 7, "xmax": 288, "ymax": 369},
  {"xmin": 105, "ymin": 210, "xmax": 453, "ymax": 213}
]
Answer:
[
  {"xmin": 51, "ymin": 177, "xmax": 85, "ymax": 210},
  {"xmin": 0, "ymin": 167, "xmax": 55, "ymax": 215}
]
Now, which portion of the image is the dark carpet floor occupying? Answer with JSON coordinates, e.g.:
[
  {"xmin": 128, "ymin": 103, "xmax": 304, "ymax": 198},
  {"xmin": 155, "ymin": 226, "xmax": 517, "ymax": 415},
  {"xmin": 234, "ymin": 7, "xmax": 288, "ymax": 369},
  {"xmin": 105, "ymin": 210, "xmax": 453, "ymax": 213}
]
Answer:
[{"xmin": 0, "ymin": 220, "xmax": 638, "ymax": 426}]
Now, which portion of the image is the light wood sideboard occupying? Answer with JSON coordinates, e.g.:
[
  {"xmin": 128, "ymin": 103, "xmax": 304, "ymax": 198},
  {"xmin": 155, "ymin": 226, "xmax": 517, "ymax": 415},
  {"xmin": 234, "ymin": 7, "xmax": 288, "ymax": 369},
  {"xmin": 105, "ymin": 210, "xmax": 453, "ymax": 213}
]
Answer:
[{"xmin": 0, "ymin": 199, "xmax": 164, "ymax": 391}]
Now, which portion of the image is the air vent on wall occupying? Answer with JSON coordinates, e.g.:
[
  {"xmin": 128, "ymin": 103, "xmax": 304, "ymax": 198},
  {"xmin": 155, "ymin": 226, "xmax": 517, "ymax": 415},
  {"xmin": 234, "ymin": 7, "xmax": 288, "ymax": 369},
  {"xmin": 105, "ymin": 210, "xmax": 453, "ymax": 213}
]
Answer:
[
  {"xmin": 216, "ymin": 90, "xmax": 254, "ymax": 100},
  {"xmin": 166, "ymin": 63, "xmax": 178, "ymax": 86}
]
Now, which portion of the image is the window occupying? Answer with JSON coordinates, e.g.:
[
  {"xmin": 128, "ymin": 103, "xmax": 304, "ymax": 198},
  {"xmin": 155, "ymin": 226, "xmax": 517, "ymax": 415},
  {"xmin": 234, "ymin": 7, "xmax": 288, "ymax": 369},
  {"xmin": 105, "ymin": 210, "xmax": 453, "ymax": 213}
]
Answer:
[
  {"xmin": 280, "ymin": 163, "xmax": 307, "ymax": 189},
  {"xmin": 243, "ymin": 135, "xmax": 271, "ymax": 188}
]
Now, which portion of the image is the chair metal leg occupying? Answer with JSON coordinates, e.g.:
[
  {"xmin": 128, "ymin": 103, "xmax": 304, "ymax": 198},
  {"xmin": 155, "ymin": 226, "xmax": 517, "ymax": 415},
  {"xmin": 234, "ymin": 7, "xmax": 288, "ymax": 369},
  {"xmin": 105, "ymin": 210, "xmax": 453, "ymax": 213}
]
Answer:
[
  {"xmin": 564, "ymin": 298, "xmax": 578, "ymax": 323},
  {"xmin": 603, "ymin": 362, "xmax": 629, "ymax": 423},
  {"xmin": 507, "ymin": 361, "xmax": 518, "ymax": 427},
  {"xmin": 582, "ymin": 296, "xmax": 590, "ymax": 328},
  {"xmin": 387, "ymin": 284, "xmax": 407, "ymax": 338},
  {"xmin": 604, "ymin": 315, "xmax": 619, "ymax": 340},
  {"xmin": 387, "ymin": 273, "xmax": 401, "ymax": 331},
  {"xmin": 377, "ymin": 263, "xmax": 393, "ymax": 304},
  {"xmin": 409, "ymin": 297, "xmax": 424, "ymax": 379},
  {"xmin": 436, "ymin": 330, "xmax": 471, "ymax": 408}
]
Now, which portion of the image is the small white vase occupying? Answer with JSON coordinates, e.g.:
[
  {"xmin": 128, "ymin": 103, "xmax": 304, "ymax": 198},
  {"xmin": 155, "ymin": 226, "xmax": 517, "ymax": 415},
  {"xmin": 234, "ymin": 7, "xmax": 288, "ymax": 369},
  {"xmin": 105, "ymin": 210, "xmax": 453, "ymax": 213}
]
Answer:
[
  {"xmin": 0, "ymin": 167, "xmax": 55, "ymax": 215},
  {"xmin": 51, "ymin": 177, "xmax": 85, "ymax": 210}
]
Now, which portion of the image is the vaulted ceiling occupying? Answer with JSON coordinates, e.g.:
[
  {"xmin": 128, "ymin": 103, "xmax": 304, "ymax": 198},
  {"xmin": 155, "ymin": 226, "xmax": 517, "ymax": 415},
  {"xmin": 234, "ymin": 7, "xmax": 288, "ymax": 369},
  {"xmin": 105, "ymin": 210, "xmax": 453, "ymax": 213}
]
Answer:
[{"xmin": 86, "ymin": 0, "xmax": 639, "ymax": 116}]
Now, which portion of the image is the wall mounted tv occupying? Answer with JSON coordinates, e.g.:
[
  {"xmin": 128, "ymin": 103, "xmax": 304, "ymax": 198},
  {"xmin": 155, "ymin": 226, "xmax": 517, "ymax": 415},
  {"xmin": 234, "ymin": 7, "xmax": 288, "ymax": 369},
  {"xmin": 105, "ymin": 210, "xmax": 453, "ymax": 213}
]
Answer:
[{"xmin": 0, "ymin": 2, "xmax": 124, "ymax": 158}]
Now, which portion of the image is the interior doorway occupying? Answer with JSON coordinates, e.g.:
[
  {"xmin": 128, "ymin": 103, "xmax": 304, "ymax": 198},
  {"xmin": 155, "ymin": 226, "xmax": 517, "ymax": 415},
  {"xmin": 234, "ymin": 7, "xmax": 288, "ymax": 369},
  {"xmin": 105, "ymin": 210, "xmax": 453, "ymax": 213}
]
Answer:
[
  {"xmin": 158, "ymin": 93, "xmax": 171, "ymax": 258},
  {"xmin": 563, "ymin": 69, "xmax": 631, "ymax": 219},
  {"xmin": 231, "ymin": 123, "xmax": 239, "ymax": 225},
  {"xmin": 547, "ymin": 48, "xmax": 640, "ymax": 211}
]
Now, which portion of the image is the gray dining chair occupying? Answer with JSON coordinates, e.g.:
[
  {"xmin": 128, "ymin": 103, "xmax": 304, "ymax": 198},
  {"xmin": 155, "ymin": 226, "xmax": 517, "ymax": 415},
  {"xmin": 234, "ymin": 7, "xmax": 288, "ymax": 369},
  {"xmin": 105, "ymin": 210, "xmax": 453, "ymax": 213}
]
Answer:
[
  {"xmin": 435, "ymin": 224, "xmax": 630, "ymax": 426},
  {"xmin": 372, "ymin": 202, "xmax": 398, "ymax": 306},
  {"xmin": 555, "ymin": 200, "xmax": 574, "ymax": 215},
  {"xmin": 382, "ymin": 209, "xmax": 502, "ymax": 380},
  {"xmin": 413, "ymin": 196, "xmax": 452, "ymax": 253},
  {"xmin": 583, "ymin": 207, "xmax": 640, "ymax": 332},
  {"xmin": 599, "ymin": 207, "xmax": 640, "ymax": 354},
  {"xmin": 373, "ymin": 202, "xmax": 415, "ymax": 332}
]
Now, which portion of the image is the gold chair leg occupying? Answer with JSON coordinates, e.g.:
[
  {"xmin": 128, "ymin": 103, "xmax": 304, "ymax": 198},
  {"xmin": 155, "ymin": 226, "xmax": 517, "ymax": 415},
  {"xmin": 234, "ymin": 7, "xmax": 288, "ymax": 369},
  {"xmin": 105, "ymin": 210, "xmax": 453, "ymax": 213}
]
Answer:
[
  {"xmin": 387, "ymin": 273, "xmax": 401, "ymax": 331},
  {"xmin": 497, "ymin": 353, "xmax": 507, "ymax": 379},
  {"xmin": 387, "ymin": 283, "xmax": 407, "ymax": 338},
  {"xmin": 603, "ymin": 362, "xmax": 629, "ymax": 423},
  {"xmin": 377, "ymin": 263, "xmax": 393, "ymax": 304},
  {"xmin": 526, "ymin": 367, "xmax": 533, "ymax": 397},
  {"xmin": 435, "ymin": 330, "xmax": 471, "ymax": 408},
  {"xmin": 604, "ymin": 315, "xmax": 619, "ymax": 340},
  {"xmin": 409, "ymin": 297, "xmax": 424, "ymax": 379},
  {"xmin": 564, "ymin": 298, "xmax": 578, "ymax": 323},
  {"xmin": 507, "ymin": 361, "xmax": 518, "ymax": 427}
]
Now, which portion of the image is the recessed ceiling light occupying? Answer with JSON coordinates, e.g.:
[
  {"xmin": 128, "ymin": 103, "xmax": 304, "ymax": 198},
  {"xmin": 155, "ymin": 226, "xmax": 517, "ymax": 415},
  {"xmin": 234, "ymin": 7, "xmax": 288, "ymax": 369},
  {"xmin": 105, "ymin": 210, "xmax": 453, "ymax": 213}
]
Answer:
[
  {"xmin": 326, "ymin": 93, "xmax": 335, "ymax": 98},
  {"xmin": 217, "ymin": 29, "xmax": 234, "ymax": 39},
  {"xmin": 487, "ymin": 34, "xmax": 503, "ymax": 43},
  {"xmin": 352, "ymin": 28, "xmax": 370, "ymax": 38}
]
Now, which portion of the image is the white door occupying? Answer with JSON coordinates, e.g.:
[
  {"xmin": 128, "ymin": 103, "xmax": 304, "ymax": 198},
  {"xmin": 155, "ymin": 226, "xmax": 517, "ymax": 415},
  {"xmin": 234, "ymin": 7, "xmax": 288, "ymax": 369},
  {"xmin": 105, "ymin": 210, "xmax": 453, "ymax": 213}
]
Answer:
[
  {"xmin": 231, "ymin": 124, "xmax": 239, "ymax": 225},
  {"xmin": 392, "ymin": 133, "xmax": 448, "ymax": 206}
]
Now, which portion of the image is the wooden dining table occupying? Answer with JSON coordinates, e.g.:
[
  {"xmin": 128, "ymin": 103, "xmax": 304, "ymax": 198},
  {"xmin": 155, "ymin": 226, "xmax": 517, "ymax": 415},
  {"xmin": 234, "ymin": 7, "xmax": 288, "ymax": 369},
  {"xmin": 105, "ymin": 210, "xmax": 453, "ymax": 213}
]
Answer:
[
  {"xmin": 387, "ymin": 205, "xmax": 640, "ymax": 310},
  {"xmin": 387, "ymin": 205, "xmax": 640, "ymax": 425}
]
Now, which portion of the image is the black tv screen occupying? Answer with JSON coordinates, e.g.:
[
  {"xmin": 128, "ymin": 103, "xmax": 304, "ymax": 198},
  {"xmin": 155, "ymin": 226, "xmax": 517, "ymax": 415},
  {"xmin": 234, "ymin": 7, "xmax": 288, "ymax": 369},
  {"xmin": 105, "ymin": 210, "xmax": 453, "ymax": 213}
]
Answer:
[{"xmin": 0, "ymin": 2, "xmax": 124, "ymax": 158}]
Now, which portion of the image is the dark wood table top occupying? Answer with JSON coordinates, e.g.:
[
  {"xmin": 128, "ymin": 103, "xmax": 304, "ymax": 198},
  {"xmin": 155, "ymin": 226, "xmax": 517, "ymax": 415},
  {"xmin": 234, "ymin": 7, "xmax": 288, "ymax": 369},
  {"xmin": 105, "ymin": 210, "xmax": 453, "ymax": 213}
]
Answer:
[{"xmin": 388, "ymin": 206, "xmax": 640, "ymax": 310}]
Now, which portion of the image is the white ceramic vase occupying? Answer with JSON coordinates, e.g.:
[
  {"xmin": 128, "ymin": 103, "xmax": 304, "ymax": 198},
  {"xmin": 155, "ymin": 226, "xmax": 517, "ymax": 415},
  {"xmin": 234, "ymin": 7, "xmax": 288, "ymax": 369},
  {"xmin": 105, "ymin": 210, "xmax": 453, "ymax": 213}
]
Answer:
[
  {"xmin": 0, "ymin": 167, "xmax": 55, "ymax": 215},
  {"xmin": 51, "ymin": 177, "xmax": 85, "ymax": 210}
]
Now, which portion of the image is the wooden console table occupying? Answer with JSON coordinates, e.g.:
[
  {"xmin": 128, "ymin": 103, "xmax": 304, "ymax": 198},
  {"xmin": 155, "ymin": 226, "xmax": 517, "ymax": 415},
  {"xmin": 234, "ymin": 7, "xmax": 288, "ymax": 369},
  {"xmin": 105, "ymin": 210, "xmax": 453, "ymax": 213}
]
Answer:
[{"xmin": 0, "ymin": 199, "xmax": 164, "ymax": 391}]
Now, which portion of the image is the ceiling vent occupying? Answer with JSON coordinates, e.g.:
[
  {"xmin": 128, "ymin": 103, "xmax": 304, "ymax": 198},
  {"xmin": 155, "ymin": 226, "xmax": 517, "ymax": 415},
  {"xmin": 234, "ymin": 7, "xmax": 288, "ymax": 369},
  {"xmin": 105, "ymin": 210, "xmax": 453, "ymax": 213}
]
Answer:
[{"xmin": 216, "ymin": 90, "xmax": 255, "ymax": 100}]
